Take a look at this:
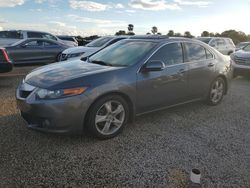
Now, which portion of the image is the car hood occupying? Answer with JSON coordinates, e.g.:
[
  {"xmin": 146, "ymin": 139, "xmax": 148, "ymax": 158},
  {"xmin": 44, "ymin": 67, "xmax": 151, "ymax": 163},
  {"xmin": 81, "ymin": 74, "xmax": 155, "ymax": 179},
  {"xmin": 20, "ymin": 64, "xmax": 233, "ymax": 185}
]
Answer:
[
  {"xmin": 63, "ymin": 46, "xmax": 100, "ymax": 54},
  {"xmin": 25, "ymin": 60, "xmax": 119, "ymax": 89},
  {"xmin": 234, "ymin": 50, "xmax": 250, "ymax": 58}
]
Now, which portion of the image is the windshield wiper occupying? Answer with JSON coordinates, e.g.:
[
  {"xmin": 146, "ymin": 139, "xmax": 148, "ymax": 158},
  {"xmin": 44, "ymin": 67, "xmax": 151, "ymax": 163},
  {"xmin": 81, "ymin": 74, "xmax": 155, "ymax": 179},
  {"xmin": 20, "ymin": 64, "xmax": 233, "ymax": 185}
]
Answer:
[{"xmin": 90, "ymin": 60, "xmax": 114, "ymax": 67}]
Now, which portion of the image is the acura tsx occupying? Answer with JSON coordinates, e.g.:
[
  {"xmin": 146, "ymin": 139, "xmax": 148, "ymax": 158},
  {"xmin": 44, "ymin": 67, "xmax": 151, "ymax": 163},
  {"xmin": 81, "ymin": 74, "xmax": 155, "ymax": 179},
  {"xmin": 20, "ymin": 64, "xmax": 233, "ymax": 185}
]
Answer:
[{"xmin": 16, "ymin": 37, "xmax": 233, "ymax": 139}]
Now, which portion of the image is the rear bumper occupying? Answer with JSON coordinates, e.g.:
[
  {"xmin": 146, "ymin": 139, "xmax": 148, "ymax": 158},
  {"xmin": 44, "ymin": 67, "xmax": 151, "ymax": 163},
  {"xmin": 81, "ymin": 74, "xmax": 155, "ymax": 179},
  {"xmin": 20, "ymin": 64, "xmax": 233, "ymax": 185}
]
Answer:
[
  {"xmin": 16, "ymin": 84, "xmax": 92, "ymax": 135},
  {"xmin": 0, "ymin": 63, "xmax": 12, "ymax": 73}
]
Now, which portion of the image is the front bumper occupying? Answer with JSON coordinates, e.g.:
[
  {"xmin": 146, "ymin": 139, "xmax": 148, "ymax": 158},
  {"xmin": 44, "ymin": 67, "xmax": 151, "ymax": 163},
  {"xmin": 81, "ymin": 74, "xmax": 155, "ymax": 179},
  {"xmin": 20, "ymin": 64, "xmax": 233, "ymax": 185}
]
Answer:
[{"xmin": 16, "ymin": 83, "xmax": 92, "ymax": 134}]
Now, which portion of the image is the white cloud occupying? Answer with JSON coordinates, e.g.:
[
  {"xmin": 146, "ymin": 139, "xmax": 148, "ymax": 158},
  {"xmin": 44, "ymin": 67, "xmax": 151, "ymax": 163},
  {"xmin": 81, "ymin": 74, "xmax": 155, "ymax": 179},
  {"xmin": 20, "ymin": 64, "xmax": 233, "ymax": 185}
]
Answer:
[
  {"xmin": 115, "ymin": 3, "xmax": 124, "ymax": 9},
  {"xmin": 0, "ymin": 26, "xmax": 3, "ymax": 31},
  {"xmin": 35, "ymin": 0, "xmax": 46, "ymax": 3},
  {"xmin": 129, "ymin": 0, "xmax": 181, "ymax": 11},
  {"xmin": 174, "ymin": 0, "xmax": 212, "ymax": 7},
  {"xmin": 69, "ymin": 0, "xmax": 111, "ymax": 11},
  {"xmin": 67, "ymin": 14, "xmax": 127, "ymax": 29},
  {"xmin": 48, "ymin": 21, "xmax": 66, "ymax": 27},
  {"xmin": 68, "ymin": 14, "xmax": 111, "ymax": 24},
  {"xmin": 125, "ymin": 9, "xmax": 136, "ymax": 13},
  {"xmin": 0, "ymin": 0, "xmax": 25, "ymax": 7}
]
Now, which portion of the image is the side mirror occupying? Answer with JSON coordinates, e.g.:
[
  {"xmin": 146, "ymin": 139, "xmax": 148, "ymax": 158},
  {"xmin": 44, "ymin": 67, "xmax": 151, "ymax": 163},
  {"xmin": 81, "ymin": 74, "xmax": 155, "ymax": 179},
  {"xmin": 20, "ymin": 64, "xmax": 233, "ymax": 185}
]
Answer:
[{"xmin": 142, "ymin": 60, "xmax": 165, "ymax": 72}]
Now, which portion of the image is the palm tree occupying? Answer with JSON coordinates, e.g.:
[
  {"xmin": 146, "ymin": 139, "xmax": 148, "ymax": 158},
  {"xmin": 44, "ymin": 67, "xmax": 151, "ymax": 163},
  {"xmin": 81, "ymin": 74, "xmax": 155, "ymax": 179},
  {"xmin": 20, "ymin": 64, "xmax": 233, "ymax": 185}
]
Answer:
[
  {"xmin": 128, "ymin": 24, "xmax": 134, "ymax": 32},
  {"xmin": 127, "ymin": 24, "xmax": 135, "ymax": 35},
  {"xmin": 151, "ymin": 26, "xmax": 158, "ymax": 35}
]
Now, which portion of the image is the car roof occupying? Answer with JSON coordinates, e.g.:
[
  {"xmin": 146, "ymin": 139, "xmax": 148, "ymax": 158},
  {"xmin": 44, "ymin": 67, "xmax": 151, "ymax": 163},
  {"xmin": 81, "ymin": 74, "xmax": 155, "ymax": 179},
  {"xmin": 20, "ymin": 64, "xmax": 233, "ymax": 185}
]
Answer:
[
  {"xmin": 126, "ymin": 36, "xmax": 200, "ymax": 44},
  {"xmin": 198, "ymin": 37, "xmax": 232, "ymax": 40}
]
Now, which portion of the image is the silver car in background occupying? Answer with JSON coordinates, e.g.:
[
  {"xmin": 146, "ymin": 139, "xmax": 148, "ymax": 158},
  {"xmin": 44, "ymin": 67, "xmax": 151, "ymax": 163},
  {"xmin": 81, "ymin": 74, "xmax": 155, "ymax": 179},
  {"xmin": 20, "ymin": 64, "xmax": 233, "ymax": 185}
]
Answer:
[
  {"xmin": 59, "ymin": 36, "xmax": 129, "ymax": 61},
  {"xmin": 231, "ymin": 43, "xmax": 250, "ymax": 77},
  {"xmin": 197, "ymin": 37, "xmax": 235, "ymax": 55},
  {"xmin": 0, "ymin": 30, "xmax": 77, "ymax": 47}
]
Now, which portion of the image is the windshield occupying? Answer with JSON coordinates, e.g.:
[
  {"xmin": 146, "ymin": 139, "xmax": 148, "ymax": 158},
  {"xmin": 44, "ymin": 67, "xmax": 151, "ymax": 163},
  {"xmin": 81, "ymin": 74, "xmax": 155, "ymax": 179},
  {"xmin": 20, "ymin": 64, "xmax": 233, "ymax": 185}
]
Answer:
[
  {"xmin": 243, "ymin": 44, "xmax": 250, "ymax": 51},
  {"xmin": 237, "ymin": 42, "xmax": 249, "ymax": 48},
  {"xmin": 197, "ymin": 38, "xmax": 212, "ymax": 44},
  {"xmin": 86, "ymin": 37, "xmax": 113, "ymax": 47},
  {"xmin": 88, "ymin": 40, "xmax": 157, "ymax": 67}
]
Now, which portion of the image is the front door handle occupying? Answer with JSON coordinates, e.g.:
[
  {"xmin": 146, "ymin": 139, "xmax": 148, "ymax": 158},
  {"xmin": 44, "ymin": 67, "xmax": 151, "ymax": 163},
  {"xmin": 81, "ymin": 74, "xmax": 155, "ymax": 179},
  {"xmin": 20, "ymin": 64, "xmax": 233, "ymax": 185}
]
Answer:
[{"xmin": 208, "ymin": 62, "xmax": 215, "ymax": 67}]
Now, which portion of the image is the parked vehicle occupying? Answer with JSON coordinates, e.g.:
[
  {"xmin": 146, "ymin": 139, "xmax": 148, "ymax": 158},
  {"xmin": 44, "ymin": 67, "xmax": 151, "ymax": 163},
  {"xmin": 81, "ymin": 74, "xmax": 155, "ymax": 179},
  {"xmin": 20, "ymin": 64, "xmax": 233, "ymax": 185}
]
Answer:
[
  {"xmin": 57, "ymin": 35, "xmax": 78, "ymax": 47},
  {"xmin": 6, "ymin": 38, "xmax": 70, "ymax": 65},
  {"xmin": 197, "ymin": 37, "xmax": 235, "ymax": 55},
  {"xmin": 16, "ymin": 38, "xmax": 233, "ymax": 139},
  {"xmin": 59, "ymin": 36, "xmax": 129, "ymax": 61},
  {"xmin": 0, "ymin": 48, "xmax": 12, "ymax": 73},
  {"xmin": 0, "ymin": 30, "xmax": 77, "ymax": 47},
  {"xmin": 235, "ymin": 42, "xmax": 250, "ymax": 51},
  {"xmin": 231, "ymin": 43, "xmax": 250, "ymax": 77}
]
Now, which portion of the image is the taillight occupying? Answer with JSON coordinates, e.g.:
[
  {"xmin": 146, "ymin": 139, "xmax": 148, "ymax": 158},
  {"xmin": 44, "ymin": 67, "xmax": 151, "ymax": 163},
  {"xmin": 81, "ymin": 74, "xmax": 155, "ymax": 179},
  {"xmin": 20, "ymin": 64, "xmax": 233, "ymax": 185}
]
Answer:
[{"xmin": 0, "ymin": 48, "xmax": 11, "ymax": 63}]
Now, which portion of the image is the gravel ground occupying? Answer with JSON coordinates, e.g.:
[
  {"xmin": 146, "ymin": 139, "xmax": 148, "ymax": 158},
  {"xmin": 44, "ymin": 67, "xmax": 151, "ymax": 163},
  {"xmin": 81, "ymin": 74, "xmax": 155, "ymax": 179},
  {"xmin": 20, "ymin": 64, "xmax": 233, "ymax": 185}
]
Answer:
[{"xmin": 0, "ymin": 66, "xmax": 250, "ymax": 187}]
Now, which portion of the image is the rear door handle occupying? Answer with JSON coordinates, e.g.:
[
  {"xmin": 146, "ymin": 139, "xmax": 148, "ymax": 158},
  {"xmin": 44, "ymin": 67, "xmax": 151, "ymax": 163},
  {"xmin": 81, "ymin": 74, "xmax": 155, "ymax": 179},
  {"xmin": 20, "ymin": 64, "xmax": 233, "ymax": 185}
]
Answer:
[
  {"xmin": 208, "ymin": 62, "xmax": 215, "ymax": 67},
  {"xmin": 177, "ymin": 69, "xmax": 186, "ymax": 74}
]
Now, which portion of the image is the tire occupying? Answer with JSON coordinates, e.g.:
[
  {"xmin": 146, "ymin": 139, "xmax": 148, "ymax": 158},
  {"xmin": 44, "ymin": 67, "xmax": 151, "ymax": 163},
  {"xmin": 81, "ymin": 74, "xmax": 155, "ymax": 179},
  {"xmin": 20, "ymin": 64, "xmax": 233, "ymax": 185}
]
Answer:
[
  {"xmin": 56, "ymin": 53, "xmax": 62, "ymax": 62},
  {"xmin": 86, "ymin": 95, "xmax": 129, "ymax": 139},
  {"xmin": 206, "ymin": 77, "xmax": 226, "ymax": 106}
]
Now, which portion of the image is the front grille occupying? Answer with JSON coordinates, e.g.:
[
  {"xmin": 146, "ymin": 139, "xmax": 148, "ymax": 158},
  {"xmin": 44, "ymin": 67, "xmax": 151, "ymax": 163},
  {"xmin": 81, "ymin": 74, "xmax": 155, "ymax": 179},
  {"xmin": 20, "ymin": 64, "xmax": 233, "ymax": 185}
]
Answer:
[{"xmin": 234, "ymin": 56, "xmax": 250, "ymax": 66}]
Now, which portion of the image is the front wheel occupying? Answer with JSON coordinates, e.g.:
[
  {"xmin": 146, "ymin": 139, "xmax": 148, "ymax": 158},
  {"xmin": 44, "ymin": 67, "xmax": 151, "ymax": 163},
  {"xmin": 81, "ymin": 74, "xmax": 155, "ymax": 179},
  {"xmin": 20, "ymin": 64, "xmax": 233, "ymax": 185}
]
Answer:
[
  {"xmin": 206, "ymin": 77, "xmax": 226, "ymax": 106},
  {"xmin": 86, "ymin": 95, "xmax": 129, "ymax": 139},
  {"xmin": 56, "ymin": 53, "xmax": 62, "ymax": 62}
]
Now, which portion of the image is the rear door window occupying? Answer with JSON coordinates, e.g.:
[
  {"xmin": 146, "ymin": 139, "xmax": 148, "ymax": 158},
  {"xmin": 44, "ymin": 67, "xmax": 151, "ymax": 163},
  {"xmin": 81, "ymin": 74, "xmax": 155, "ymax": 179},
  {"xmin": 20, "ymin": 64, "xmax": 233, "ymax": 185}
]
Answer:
[
  {"xmin": 0, "ymin": 31, "xmax": 23, "ymax": 39},
  {"xmin": 149, "ymin": 42, "xmax": 183, "ymax": 66},
  {"xmin": 184, "ymin": 43, "xmax": 207, "ymax": 62},
  {"xmin": 27, "ymin": 32, "xmax": 43, "ymax": 38}
]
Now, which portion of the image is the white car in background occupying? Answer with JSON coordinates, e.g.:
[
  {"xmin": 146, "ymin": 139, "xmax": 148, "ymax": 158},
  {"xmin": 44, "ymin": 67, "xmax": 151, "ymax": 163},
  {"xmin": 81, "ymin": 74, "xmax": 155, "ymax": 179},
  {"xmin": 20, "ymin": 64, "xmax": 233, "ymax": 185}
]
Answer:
[
  {"xmin": 0, "ymin": 30, "xmax": 77, "ymax": 47},
  {"xmin": 59, "ymin": 36, "xmax": 129, "ymax": 61},
  {"xmin": 197, "ymin": 37, "xmax": 235, "ymax": 55}
]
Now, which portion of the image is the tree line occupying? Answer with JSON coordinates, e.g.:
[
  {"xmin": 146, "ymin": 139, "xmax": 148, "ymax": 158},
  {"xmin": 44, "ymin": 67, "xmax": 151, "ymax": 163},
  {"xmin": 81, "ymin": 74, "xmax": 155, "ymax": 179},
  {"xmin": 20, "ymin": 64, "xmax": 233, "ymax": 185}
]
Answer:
[
  {"xmin": 75, "ymin": 24, "xmax": 250, "ymax": 46},
  {"xmin": 115, "ymin": 24, "xmax": 250, "ymax": 44}
]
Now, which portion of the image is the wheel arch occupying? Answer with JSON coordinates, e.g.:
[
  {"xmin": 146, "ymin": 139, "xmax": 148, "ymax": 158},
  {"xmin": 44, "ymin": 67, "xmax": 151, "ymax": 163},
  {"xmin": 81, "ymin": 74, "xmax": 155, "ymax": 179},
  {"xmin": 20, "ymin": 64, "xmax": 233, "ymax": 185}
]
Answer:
[{"xmin": 84, "ymin": 91, "xmax": 135, "ymax": 128}]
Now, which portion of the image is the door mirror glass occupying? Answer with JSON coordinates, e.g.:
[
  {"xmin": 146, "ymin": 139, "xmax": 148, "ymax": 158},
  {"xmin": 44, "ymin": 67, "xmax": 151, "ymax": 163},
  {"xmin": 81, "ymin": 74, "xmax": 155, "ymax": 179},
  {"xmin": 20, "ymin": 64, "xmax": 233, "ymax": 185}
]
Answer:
[{"xmin": 142, "ymin": 60, "xmax": 165, "ymax": 72}]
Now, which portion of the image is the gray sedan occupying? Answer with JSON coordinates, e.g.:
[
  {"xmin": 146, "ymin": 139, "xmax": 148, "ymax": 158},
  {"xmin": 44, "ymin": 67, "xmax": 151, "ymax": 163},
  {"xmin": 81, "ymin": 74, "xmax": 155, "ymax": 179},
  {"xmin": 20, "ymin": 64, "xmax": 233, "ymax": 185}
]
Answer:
[
  {"xmin": 16, "ymin": 37, "xmax": 233, "ymax": 139},
  {"xmin": 6, "ymin": 38, "xmax": 70, "ymax": 65}
]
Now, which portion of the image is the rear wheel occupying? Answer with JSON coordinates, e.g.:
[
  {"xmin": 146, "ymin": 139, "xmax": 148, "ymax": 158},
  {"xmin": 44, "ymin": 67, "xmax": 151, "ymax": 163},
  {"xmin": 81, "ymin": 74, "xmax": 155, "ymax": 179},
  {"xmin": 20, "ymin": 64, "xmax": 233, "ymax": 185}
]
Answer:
[
  {"xmin": 86, "ymin": 95, "xmax": 129, "ymax": 139},
  {"xmin": 206, "ymin": 77, "xmax": 226, "ymax": 106}
]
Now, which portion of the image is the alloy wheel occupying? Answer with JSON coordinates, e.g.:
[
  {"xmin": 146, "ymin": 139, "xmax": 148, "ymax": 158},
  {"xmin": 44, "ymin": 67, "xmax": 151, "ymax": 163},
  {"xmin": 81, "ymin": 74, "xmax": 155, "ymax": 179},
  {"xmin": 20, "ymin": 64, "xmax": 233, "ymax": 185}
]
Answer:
[
  {"xmin": 210, "ymin": 79, "xmax": 224, "ymax": 104},
  {"xmin": 95, "ymin": 100, "xmax": 125, "ymax": 136}
]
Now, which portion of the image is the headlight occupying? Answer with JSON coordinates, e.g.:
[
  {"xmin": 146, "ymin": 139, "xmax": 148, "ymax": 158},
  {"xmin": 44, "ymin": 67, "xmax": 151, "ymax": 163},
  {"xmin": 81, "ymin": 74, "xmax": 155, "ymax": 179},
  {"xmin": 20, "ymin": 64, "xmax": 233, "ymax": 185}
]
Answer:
[
  {"xmin": 36, "ymin": 87, "xmax": 88, "ymax": 99},
  {"xmin": 68, "ymin": 52, "xmax": 84, "ymax": 58}
]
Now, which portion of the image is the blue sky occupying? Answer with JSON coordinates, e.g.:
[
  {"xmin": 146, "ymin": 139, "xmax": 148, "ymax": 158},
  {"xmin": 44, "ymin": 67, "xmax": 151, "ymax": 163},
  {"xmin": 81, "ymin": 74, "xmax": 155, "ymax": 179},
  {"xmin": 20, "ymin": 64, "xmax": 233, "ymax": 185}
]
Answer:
[{"xmin": 0, "ymin": 0, "xmax": 249, "ymax": 36}]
